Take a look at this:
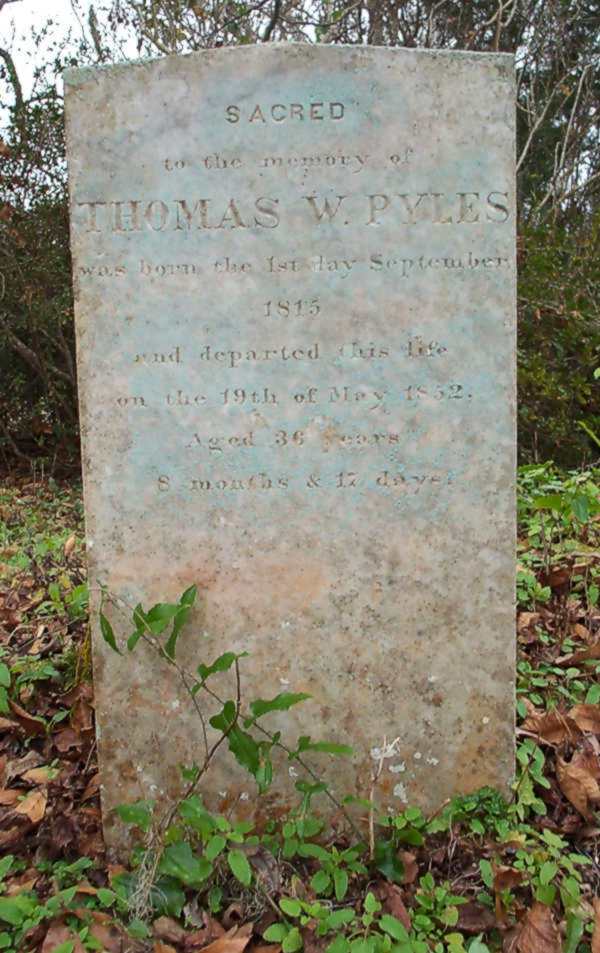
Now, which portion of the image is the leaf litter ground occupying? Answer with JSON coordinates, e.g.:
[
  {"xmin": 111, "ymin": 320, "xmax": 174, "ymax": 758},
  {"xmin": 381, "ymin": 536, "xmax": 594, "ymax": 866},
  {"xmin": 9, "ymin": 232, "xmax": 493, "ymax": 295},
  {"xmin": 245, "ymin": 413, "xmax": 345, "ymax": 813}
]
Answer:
[{"xmin": 0, "ymin": 466, "xmax": 599, "ymax": 953}]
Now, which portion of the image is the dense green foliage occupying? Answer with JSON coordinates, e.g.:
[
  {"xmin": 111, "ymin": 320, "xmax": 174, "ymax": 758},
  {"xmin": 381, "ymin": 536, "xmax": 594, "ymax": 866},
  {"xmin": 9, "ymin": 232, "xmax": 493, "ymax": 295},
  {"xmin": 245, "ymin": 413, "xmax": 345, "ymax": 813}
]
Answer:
[{"xmin": 519, "ymin": 224, "xmax": 600, "ymax": 464}]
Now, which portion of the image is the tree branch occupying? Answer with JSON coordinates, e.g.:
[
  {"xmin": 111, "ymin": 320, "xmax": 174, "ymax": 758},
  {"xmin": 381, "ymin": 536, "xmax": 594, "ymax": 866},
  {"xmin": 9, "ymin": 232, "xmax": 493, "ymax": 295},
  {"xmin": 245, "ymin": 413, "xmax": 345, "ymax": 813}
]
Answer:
[
  {"xmin": 262, "ymin": 0, "xmax": 281, "ymax": 40},
  {"xmin": 0, "ymin": 44, "xmax": 24, "ymax": 116}
]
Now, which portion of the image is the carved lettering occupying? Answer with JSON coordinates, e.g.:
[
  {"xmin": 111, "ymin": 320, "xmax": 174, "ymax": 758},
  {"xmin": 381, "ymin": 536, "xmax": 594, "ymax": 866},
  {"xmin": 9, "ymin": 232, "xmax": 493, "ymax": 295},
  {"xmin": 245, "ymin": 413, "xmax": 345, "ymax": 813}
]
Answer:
[{"xmin": 225, "ymin": 101, "xmax": 346, "ymax": 123}]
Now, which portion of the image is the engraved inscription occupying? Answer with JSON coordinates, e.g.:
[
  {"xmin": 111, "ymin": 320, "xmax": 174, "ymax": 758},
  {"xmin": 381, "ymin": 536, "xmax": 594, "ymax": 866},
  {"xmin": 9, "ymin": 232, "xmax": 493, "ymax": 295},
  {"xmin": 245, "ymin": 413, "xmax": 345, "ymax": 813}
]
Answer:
[
  {"xmin": 225, "ymin": 101, "xmax": 346, "ymax": 123},
  {"xmin": 66, "ymin": 46, "xmax": 516, "ymax": 834}
]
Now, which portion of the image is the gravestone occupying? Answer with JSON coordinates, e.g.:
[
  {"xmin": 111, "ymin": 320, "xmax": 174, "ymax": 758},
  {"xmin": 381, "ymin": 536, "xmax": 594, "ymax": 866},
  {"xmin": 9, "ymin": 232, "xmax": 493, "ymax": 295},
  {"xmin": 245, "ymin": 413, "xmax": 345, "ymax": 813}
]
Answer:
[{"xmin": 65, "ymin": 44, "xmax": 516, "ymax": 845}]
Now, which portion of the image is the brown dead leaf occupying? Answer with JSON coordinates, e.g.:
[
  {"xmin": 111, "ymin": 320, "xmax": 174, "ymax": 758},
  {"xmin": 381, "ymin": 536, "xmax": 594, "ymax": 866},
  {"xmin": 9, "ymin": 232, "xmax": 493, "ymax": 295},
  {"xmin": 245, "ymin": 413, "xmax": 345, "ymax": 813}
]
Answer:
[
  {"xmin": 456, "ymin": 901, "xmax": 495, "ymax": 934},
  {"xmin": 571, "ymin": 622, "xmax": 592, "ymax": 642},
  {"xmin": 8, "ymin": 700, "xmax": 46, "ymax": 736},
  {"xmin": 0, "ymin": 789, "xmax": 20, "ymax": 805},
  {"xmin": 5, "ymin": 870, "xmax": 38, "ymax": 895},
  {"xmin": 399, "ymin": 850, "xmax": 418, "ymax": 885},
  {"xmin": 545, "ymin": 566, "xmax": 572, "ymax": 589},
  {"xmin": 556, "ymin": 750, "xmax": 600, "ymax": 819},
  {"xmin": 0, "ymin": 717, "xmax": 18, "ymax": 732},
  {"xmin": 41, "ymin": 922, "xmax": 86, "ymax": 953},
  {"xmin": 154, "ymin": 916, "xmax": 187, "ymax": 944},
  {"xmin": 72, "ymin": 908, "xmax": 113, "ymax": 925},
  {"xmin": 494, "ymin": 867, "xmax": 525, "ymax": 891},
  {"xmin": 54, "ymin": 726, "xmax": 83, "ymax": 753},
  {"xmin": 155, "ymin": 943, "xmax": 178, "ymax": 953},
  {"xmin": 81, "ymin": 772, "xmax": 100, "ymax": 801},
  {"xmin": 592, "ymin": 897, "xmax": 600, "ymax": 953},
  {"xmin": 6, "ymin": 750, "xmax": 44, "ymax": 781},
  {"xmin": 64, "ymin": 534, "xmax": 76, "ymax": 558},
  {"xmin": 517, "ymin": 612, "xmax": 540, "ymax": 633},
  {"xmin": 22, "ymin": 766, "xmax": 55, "ymax": 785},
  {"xmin": 516, "ymin": 902, "xmax": 560, "ymax": 953},
  {"xmin": 557, "ymin": 641, "xmax": 600, "ymax": 667},
  {"xmin": 0, "ymin": 827, "xmax": 23, "ymax": 848},
  {"xmin": 570, "ymin": 704, "xmax": 600, "ymax": 734},
  {"xmin": 503, "ymin": 926, "xmax": 521, "ymax": 953},
  {"xmin": 198, "ymin": 926, "xmax": 253, "ymax": 953},
  {"xmin": 246, "ymin": 843, "xmax": 281, "ymax": 893},
  {"xmin": 377, "ymin": 882, "xmax": 411, "ymax": 931},
  {"xmin": 493, "ymin": 866, "xmax": 524, "ymax": 924},
  {"xmin": 14, "ymin": 788, "xmax": 47, "ymax": 824},
  {"xmin": 521, "ymin": 703, "xmax": 580, "ymax": 746},
  {"xmin": 89, "ymin": 919, "xmax": 124, "ymax": 952},
  {"xmin": 71, "ymin": 695, "xmax": 94, "ymax": 735},
  {"xmin": 517, "ymin": 612, "xmax": 541, "ymax": 642},
  {"xmin": 183, "ymin": 910, "xmax": 226, "ymax": 949},
  {"xmin": 74, "ymin": 881, "xmax": 97, "ymax": 896}
]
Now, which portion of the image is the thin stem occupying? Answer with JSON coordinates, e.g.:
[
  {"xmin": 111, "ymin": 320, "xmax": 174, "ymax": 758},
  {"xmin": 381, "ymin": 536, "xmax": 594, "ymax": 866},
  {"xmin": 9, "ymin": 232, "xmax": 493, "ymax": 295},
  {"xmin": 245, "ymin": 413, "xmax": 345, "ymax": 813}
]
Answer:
[{"xmin": 100, "ymin": 586, "xmax": 364, "ymax": 842}]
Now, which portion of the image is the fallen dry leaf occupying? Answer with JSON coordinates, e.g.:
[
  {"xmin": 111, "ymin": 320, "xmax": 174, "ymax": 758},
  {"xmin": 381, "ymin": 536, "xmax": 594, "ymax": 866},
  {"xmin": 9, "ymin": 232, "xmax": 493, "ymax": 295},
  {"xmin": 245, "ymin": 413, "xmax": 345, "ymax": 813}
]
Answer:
[
  {"xmin": 517, "ymin": 902, "xmax": 561, "ymax": 953},
  {"xmin": 41, "ymin": 921, "xmax": 86, "ymax": 953},
  {"xmin": 14, "ymin": 788, "xmax": 47, "ymax": 824},
  {"xmin": 456, "ymin": 901, "xmax": 495, "ymax": 934},
  {"xmin": 22, "ymin": 766, "xmax": 55, "ymax": 785},
  {"xmin": 571, "ymin": 622, "xmax": 592, "ymax": 641},
  {"xmin": 155, "ymin": 943, "xmax": 178, "ymax": 953},
  {"xmin": 198, "ymin": 926, "xmax": 253, "ymax": 953},
  {"xmin": 557, "ymin": 641, "xmax": 600, "ymax": 667},
  {"xmin": 89, "ymin": 919, "xmax": 124, "ymax": 952},
  {"xmin": 493, "ymin": 865, "xmax": 525, "ymax": 924},
  {"xmin": 570, "ymin": 704, "xmax": 600, "ymax": 734},
  {"xmin": 154, "ymin": 916, "xmax": 187, "ymax": 944},
  {"xmin": 54, "ymin": 726, "xmax": 83, "ymax": 753},
  {"xmin": 592, "ymin": 897, "xmax": 600, "ymax": 953},
  {"xmin": 0, "ymin": 827, "xmax": 23, "ymax": 848},
  {"xmin": 74, "ymin": 881, "xmax": 98, "ymax": 896},
  {"xmin": 517, "ymin": 612, "xmax": 540, "ymax": 633},
  {"xmin": 81, "ymin": 772, "xmax": 100, "ymax": 801},
  {"xmin": 184, "ymin": 912, "xmax": 226, "ymax": 949},
  {"xmin": 521, "ymin": 703, "xmax": 580, "ymax": 745},
  {"xmin": 0, "ymin": 717, "xmax": 18, "ymax": 732},
  {"xmin": 6, "ymin": 750, "xmax": 44, "ymax": 780},
  {"xmin": 0, "ymin": 789, "xmax": 20, "ymax": 805},
  {"xmin": 377, "ymin": 882, "xmax": 411, "ymax": 931},
  {"xmin": 8, "ymin": 700, "xmax": 46, "ymax": 736},
  {"xmin": 503, "ymin": 925, "xmax": 521, "ymax": 953},
  {"xmin": 399, "ymin": 850, "xmax": 418, "ymax": 885},
  {"xmin": 544, "ymin": 566, "xmax": 572, "ymax": 589},
  {"xmin": 3, "ymin": 868, "xmax": 40, "ymax": 897},
  {"xmin": 557, "ymin": 750, "xmax": 600, "ymax": 819},
  {"xmin": 494, "ymin": 865, "xmax": 525, "ymax": 892},
  {"xmin": 246, "ymin": 843, "xmax": 281, "ymax": 893}
]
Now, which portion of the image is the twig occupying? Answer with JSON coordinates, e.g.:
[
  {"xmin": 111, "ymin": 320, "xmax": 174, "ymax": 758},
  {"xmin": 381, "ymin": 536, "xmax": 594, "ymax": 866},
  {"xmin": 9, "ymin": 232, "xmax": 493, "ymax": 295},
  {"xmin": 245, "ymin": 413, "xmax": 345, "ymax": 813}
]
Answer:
[{"xmin": 369, "ymin": 741, "xmax": 386, "ymax": 860}]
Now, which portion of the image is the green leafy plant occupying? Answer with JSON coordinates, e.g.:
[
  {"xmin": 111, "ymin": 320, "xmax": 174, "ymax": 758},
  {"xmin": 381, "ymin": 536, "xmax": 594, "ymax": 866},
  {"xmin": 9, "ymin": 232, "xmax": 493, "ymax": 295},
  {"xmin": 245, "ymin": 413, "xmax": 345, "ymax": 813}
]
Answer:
[{"xmin": 99, "ymin": 584, "xmax": 356, "ymax": 919}]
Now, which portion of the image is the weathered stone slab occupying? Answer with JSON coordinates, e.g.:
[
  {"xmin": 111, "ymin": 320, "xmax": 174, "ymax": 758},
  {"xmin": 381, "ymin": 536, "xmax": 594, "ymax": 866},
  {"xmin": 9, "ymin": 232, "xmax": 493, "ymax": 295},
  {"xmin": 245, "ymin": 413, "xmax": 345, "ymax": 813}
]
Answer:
[{"xmin": 65, "ymin": 44, "xmax": 516, "ymax": 846}]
